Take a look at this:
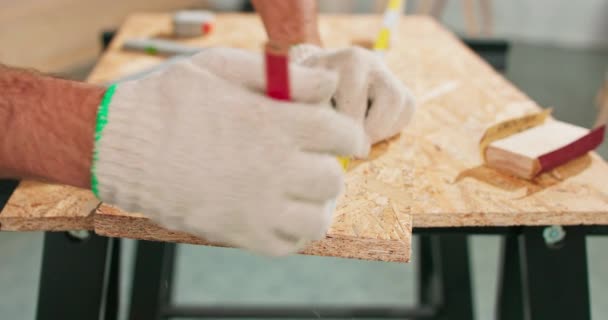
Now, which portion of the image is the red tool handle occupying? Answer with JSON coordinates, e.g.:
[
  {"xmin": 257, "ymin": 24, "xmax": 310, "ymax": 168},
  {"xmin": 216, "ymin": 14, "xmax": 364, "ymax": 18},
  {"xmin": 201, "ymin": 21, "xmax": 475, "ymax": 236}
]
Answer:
[
  {"xmin": 263, "ymin": 41, "xmax": 350, "ymax": 171},
  {"xmin": 264, "ymin": 42, "xmax": 291, "ymax": 101}
]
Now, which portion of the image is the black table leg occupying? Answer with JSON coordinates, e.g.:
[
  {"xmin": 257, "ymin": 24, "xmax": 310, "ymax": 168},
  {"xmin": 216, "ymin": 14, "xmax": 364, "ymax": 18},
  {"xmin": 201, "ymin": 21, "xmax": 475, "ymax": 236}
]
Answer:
[
  {"xmin": 105, "ymin": 238, "xmax": 121, "ymax": 320},
  {"xmin": 496, "ymin": 235, "xmax": 524, "ymax": 320},
  {"xmin": 433, "ymin": 234, "xmax": 475, "ymax": 320},
  {"xmin": 36, "ymin": 232, "xmax": 118, "ymax": 320},
  {"xmin": 128, "ymin": 241, "xmax": 177, "ymax": 320},
  {"xmin": 418, "ymin": 235, "xmax": 438, "ymax": 306},
  {"xmin": 0, "ymin": 179, "xmax": 19, "ymax": 212},
  {"xmin": 519, "ymin": 226, "xmax": 590, "ymax": 320}
]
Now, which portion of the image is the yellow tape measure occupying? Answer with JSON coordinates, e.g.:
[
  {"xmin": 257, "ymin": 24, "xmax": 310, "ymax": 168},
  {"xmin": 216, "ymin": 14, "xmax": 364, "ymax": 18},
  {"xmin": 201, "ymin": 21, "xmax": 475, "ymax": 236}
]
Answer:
[
  {"xmin": 479, "ymin": 109, "xmax": 552, "ymax": 161},
  {"xmin": 351, "ymin": 0, "xmax": 405, "ymax": 169},
  {"xmin": 373, "ymin": 28, "xmax": 391, "ymax": 51},
  {"xmin": 388, "ymin": 0, "xmax": 403, "ymax": 9},
  {"xmin": 373, "ymin": 0, "xmax": 405, "ymax": 52},
  {"xmin": 338, "ymin": 156, "xmax": 350, "ymax": 170}
]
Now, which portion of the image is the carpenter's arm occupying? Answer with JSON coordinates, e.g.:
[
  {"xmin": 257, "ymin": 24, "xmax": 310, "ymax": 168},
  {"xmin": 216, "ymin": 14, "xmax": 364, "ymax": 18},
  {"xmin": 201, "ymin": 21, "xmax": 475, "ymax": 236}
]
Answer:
[
  {"xmin": 252, "ymin": 0, "xmax": 321, "ymax": 45},
  {"xmin": 0, "ymin": 65, "xmax": 103, "ymax": 188}
]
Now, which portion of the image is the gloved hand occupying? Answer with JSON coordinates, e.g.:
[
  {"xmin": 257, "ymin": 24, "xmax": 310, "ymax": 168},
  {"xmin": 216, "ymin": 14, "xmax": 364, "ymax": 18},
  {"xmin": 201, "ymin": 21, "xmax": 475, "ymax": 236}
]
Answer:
[
  {"xmin": 93, "ymin": 48, "xmax": 369, "ymax": 255},
  {"xmin": 290, "ymin": 44, "xmax": 415, "ymax": 144}
]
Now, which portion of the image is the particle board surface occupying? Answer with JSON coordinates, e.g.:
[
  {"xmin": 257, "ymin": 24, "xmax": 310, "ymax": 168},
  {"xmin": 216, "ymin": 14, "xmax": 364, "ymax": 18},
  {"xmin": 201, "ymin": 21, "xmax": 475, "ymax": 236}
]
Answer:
[
  {"xmin": 3, "ymin": 14, "xmax": 608, "ymax": 262},
  {"xmin": 91, "ymin": 13, "xmax": 416, "ymax": 262},
  {"xmin": 95, "ymin": 205, "xmax": 408, "ymax": 262},
  {"xmin": 88, "ymin": 13, "xmax": 608, "ymax": 229},
  {"xmin": 0, "ymin": 181, "xmax": 98, "ymax": 231}
]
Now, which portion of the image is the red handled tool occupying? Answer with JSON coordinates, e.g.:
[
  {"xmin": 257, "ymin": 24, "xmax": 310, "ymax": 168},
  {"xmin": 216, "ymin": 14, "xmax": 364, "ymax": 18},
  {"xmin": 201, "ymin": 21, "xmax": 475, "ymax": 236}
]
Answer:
[{"xmin": 264, "ymin": 42, "xmax": 350, "ymax": 170}]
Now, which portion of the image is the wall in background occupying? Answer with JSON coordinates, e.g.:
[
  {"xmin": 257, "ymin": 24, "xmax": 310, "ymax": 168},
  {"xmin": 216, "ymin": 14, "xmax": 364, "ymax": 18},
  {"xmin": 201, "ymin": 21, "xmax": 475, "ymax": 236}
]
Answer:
[
  {"xmin": 0, "ymin": 0, "xmax": 206, "ymax": 72},
  {"xmin": 2, "ymin": 0, "xmax": 606, "ymax": 72},
  {"xmin": 210, "ymin": 0, "xmax": 608, "ymax": 49},
  {"xmin": 437, "ymin": 0, "xmax": 608, "ymax": 49}
]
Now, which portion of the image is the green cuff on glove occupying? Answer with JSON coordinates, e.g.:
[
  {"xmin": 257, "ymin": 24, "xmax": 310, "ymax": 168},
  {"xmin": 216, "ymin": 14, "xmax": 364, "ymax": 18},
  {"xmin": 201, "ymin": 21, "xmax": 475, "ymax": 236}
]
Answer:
[{"xmin": 91, "ymin": 83, "xmax": 117, "ymax": 198}]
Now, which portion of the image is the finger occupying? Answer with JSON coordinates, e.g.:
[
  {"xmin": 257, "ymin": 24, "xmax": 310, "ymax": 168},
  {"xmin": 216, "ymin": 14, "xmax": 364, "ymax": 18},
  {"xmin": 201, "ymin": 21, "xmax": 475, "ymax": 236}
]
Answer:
[
  {"xmin": 307, "ymin": 47, "xmax": 374, "ymax": 120},
  {"xmin": 150, "ymin": 213, "xmax": 186, "ymax": 233},
  {"xmin": 287, "ymin": 64, "xmax": 338, "ymax": 105},
  {"xmin": 190, "ymin": 48, "xmax": 338, "ymax": 104},
  {"xmin": 388, "ymin": 87, "xmax": 416, "ymax": 137},
  {"xmin": 189, "ymin": 225, "xmax": 301, "ymax": 256},
  {"xmin": 278, "ymin": 105, "xmax": 370, "ymax": 157},
  {"xmin": 332, "ymin": 69, "xmax": 369, "ymax": 122},
  {"xmin": 283, "ymin": 152, "xmax": 344, "ymax": 202},
  {"xmin": 244, "ymin": 231, "xmax": 303, "ymax": 256},
  {"xmin": 365, "ymin": 68, "xmax": 415, "ymax": 143},
  {"xmin": 274, "ymin": 200, "xmax": 334, "ymax": 241}
]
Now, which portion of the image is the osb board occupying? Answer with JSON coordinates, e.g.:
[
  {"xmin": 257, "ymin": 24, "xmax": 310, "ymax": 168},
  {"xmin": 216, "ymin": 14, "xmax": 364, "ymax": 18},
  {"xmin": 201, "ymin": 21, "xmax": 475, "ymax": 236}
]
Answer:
[
  {"xmin": 89, "ymin": 13, "xmax": 608, "ymax": 230},
  {"xmin": 0, "ymin": 181, "xmax": 98, "ymax": 231},
  {"xmin": 96, "ymin": 205, "xmax": 408, "ymax": 262},
  {"xmin": 3, "ymin": 13, "xmax": 608, "ymax": 262},
  {"xmin": 88, "ymin": 13, "xmax": 413, "ymax": 262}
]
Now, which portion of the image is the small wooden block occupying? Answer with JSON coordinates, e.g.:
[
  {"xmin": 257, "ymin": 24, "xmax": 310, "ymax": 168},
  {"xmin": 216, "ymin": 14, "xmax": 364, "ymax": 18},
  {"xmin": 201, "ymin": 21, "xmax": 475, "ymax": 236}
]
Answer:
[{"xmin": 486, "ymin": 121, "xmax": 605, "ymax": 179}]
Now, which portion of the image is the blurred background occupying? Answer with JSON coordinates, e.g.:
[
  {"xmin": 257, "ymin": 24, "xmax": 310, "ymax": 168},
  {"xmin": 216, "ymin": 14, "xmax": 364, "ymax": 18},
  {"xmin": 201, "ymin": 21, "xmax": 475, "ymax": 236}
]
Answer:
[{"xmin": 1, "ymin": 0, "xmax": 607, "ymax": 319}]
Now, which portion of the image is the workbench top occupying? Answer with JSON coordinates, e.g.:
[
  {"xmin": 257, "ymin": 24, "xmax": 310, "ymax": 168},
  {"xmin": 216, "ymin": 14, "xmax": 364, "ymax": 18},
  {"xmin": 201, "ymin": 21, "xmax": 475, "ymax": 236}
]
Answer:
[{"xmin": 2, "ymin": 13, "xmax": 608, "ymax": 263}]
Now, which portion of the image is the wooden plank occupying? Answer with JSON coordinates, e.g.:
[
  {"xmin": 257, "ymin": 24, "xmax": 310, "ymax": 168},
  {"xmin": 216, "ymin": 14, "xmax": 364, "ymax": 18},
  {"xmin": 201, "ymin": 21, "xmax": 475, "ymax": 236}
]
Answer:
[
  {"xmin": 88, "ymin": 13, "xmax": 608, "ymax": 230},
  {"xmin": 4, "ymin": 13, "xmax": 608, "ymax": 262},
  {"xmin": 88, "ymin": 13, "xmax": 608, "ymax": 259},
  {"xmin": 0, "ymin": 181, "xmax": 98, "ymax": 231},
  {"xmin": 89, "ymin": 13, "xmax": 412, "ymax": 262},
  {"xmin": 95, "ymin": 205, "xmax": 410, "ymax": 263}
]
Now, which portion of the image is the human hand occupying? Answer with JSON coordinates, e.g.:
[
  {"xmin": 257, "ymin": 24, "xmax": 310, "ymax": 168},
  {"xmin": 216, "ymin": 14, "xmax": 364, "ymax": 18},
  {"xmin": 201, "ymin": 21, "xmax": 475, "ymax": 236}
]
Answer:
[
  {"xmin": 291, "ymin": 44, "xmax": 415, "ymax": 144},
  {"xmin": 93, "ymin": 48, "xmax": 369, "ymax": 255}
]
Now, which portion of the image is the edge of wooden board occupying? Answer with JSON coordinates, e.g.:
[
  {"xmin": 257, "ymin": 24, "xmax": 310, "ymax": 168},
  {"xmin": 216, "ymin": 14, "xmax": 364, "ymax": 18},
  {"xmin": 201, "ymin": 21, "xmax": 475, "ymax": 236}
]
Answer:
[
  {"xmin": 0, "ymin": 215, "xmax": 95, "ymax": 231},
  {"xmin": 94, "ymin": 205, "xmax": 411, "ymax": 263},
  {"xmin": 413, "ymin": 210, "xmax": 608, "ymax": 227},
  {"xmin": 0, "ymin": 181, "xmax": 99, "ymax": 231}
]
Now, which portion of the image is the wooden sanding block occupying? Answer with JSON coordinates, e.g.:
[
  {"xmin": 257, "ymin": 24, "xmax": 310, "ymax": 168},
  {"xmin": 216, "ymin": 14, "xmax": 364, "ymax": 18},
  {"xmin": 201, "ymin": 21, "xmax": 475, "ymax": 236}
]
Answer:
[{"xmin": 481, "ymin": 110, "xmax": 606, "ymax": 179}]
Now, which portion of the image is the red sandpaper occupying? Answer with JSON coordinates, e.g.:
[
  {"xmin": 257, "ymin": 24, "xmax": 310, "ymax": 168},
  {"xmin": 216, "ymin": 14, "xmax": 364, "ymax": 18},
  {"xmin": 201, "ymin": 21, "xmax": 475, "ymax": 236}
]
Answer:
[
  {"xmin": 538, "ymin": 125, "xmax": 606, "ymax": 173},
  {"xmin": 264, "ymin": 49, "xmax": 291, "ymax": 101}
]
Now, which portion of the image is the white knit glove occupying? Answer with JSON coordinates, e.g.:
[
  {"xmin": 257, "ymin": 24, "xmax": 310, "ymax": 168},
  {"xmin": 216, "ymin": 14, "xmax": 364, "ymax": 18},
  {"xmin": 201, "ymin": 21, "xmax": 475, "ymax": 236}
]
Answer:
[
  {"xmin": 291, "ymin": 44, "xmax": 415, "ymax": 144},
  {"xmin": 94, "ymin": 48, "xmax": 369, "ymax": 255}
]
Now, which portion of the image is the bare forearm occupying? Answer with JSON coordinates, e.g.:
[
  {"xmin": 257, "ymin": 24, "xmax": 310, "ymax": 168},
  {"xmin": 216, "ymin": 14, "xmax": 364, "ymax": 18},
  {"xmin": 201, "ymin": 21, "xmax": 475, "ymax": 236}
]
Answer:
[
  {"xmin": 0, "ymin": 64, "xmax": 104, "ymax": 188},
  {"xmin": 252, "ymin": 0, "xmax": 321, "ymax": 45}
]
